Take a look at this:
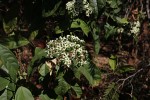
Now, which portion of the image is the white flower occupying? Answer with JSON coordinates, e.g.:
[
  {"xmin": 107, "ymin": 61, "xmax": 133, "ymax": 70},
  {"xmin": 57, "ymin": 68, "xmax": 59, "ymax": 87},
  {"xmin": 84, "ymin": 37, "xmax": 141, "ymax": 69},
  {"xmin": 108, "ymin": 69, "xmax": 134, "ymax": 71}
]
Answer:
[{"xmin": 46, "ymin": 35, "xmax": 89, "ymax": 68}]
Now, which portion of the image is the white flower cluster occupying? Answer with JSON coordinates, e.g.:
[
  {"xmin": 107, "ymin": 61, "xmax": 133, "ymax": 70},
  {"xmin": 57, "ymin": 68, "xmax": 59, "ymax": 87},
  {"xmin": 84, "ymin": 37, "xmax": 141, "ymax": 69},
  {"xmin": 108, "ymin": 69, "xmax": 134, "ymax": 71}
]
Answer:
[
  {"xmin": 130, "ymin": 21, "xmax": 140, "ymax": 36},
  {"xmin": 66, "ymin": 0, "xmax": 93, "ymax": 17},
  {"xmin": 45, "ymin": 35, "xmax": 89, "ymax": 68}
]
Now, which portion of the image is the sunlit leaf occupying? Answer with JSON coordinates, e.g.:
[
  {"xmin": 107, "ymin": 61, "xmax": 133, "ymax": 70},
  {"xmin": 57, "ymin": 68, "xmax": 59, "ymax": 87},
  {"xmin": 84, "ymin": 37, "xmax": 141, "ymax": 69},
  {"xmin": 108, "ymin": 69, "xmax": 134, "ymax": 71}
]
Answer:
[
  {"xmin": 39, "ymin": 94, "xmax": 51, "ymax": 100},
  {"xmin": 71, "ymin": 19, "xmax": 90, "ymax": 36},
  {"xmin": 109, "ymin": 55, "xmax": 117, "ymax": 71},
  {"xmin": 29, "ymin": 30, "xmax": 38, "ymax": 41},
  {"xmin": 39, "ymin": 63, "xmax": 49, "ymax": 77},
  {"xmin": 116, "ymin": 17, "xmax": 128, "ymax": 24},
  {"xmin": 15, "ymin": 86, "xmax": 34, "ymax": 100}
]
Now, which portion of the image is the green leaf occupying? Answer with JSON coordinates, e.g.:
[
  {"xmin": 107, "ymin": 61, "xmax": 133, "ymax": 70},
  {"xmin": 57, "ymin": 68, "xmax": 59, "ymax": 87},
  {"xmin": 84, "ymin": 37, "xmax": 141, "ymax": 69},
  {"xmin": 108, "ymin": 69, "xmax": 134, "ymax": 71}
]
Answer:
[
  {"xmin": 29, "ymin": 30, "xmax": 38, "ymax": 41},
  {"xmin": 3, "ymin": 17, "xmax": 17, "ymax": 34},
  {"xmin": 42, "ymin": 1, "xmax": 62, "ymax": 17},
  {"xmin": 71, "ymin": 19, "xmax": 90, "ymax": 36},
  {"xmin": 54, "ymin": 78, "xmax": 71, "ymax": 95},
  {"xmin": 28, "ymin": 47, "xmax": 47, "ymax": 75},
  {"xmin": 55, "ymin": 26, "xmax": 64, "ymax": 34},
  {"xmin": 0, "ymin": 88, "xmax": 13, "ymax": 100},
  {"xmin": 103, "ymin": 82, "xmax": 119, "ymax": 100},
  {"xmin": 0, "ymin": 77, "xmax": 10, "ymax": 91},
  {"xmin": 109, "ymin": 55, "xmax": 117, "ymax": 71},
  {"xmin": 89, "ymin": 0, "xmax": 98, "ymax": 18},
  {"xmin": 0, "ymin": 44, "xmax": 19, "ymax": 81},
  {"xmin": 15, "ymin": 86, "xmax": 34, "ymax": 100},
  {"xmin": 116, "ymin": 17, "xmax": 128, "ymax": 24},
  {"xmin": 117, "ymin": 65, "xmax": 135, "ymax": 73},
  {"xmin": 0, "ymin": 89, "xmax": 8, "ymax": 100},
  {"xmin": 71, "ymin": 84, "xmax": 82, "ymax": 98},
  {"xmin": 39, "ymin": 94, "xmax": 51, "ymax": 100},
  {"xmin": 39, "ymin": 63, "xmax": 49, "ymax": 77},
  {"xmin": 104, "ymin": 23, "xmax": 117, "ymax": 39},
  {"xmin": 90, "ymin": 21, "xmax": 100, "ymax": 54},
  {"xmin": 0, "ymin": 35, "xmax": 29, "ymax": 49},
  {"xmin": 79, "ymin": 65, "xmax": 93, "ymax": 85}
]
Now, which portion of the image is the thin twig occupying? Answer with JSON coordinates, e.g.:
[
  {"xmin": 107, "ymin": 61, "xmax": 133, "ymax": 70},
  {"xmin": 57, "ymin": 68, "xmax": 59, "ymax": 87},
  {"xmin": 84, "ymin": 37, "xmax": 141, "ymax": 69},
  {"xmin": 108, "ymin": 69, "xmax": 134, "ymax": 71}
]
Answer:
[{"xmin": 117, "ymin": 68, "xmax": 143, "ymax": 89}]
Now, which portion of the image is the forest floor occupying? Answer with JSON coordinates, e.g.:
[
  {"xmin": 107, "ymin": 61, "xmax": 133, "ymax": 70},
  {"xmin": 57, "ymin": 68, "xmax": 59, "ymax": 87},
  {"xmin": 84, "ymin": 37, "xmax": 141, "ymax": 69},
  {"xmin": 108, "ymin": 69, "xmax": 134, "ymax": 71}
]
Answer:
[{"xmin": 13, "ymin": 21, "xmax": 150, "ymax": 100}]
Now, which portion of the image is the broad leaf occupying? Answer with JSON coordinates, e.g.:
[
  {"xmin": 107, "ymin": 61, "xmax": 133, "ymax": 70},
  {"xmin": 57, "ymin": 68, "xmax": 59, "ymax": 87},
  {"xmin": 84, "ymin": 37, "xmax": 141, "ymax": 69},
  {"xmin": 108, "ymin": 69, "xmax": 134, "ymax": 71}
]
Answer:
[
  {"xmin": 0, "ymin": 36, "xmax": 29, "ymax": 49},
  {"xmin": 29, "ymin": 30, "xmax": 38, "ymax": 41},
  {"xmin": 109, "ymin": 55, "xmax": 117, "ymax": 71},
  {"xmin": 15, "ymin": 86, "xmax": 34, "ymax": 100},
  {"xmin": 39, "ymin": 94, "xmax": 51, "ymax": 100},
  {"xmin": 116, "ymin": 17, "xmax": 128, "ymax": 24},
  {"xmin": 39, "ymin": 63, "xmax": 49, "ymax": 77},
  {"xmin": 0, "ymin": 89, "xmax": 8, "ymax": 100},
  {"xmin": 0, "ymin": 44, "xmax": 19, "ymax": 81},
  {"xmin": 78, "ymin": 66, "xmax": 93, "ymax": 85},
  {"xmin": 3, "ymin": 17, "xmax": 17, "ymax": 34},
  {"xmin": 0, "ymin": 77, "xmax": 10, "ymax": 91},
  {"xmin": 71, "ymin": 19, "xmax": 90, "ymax": 36}
]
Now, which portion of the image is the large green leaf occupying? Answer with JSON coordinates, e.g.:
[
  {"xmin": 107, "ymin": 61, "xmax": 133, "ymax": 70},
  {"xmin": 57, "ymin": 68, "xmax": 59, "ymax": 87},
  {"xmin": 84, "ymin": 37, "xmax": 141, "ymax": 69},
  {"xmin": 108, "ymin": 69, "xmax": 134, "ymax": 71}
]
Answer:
[
  {"xmin": 39, "ymin": 63, "xmax": 49, "ymax": 77},
  {"xmin": 15, "ymin": 86, "xmax": 34, "ymax": 100},
  {"xmin": 39, "ymin": 94, "xmax": 51, "ymax": 100},
  {"xmin": 0, "ymin": 89, "xmax": 8, "ymax": 100},
  {"xmin": 54, "ymin": 78, "xmax": 71, "ymax": 95},
  {"xmin": 0, "ymin": 44, "xmax": 19, "ymax": 81},
  {"xmin": 0, "ymin": 77, "xmax": 10, "ymax": 91},
  {"xmin": 79, "ymin": 62, "xmax": 101, "ymax": 86},
  {"xmin": 3, "ymin": 17, "xmax": 17, "ymax": 34},
  {"xmin": 0, "ymin": 35, "xmax": 29, "ymax": 49},
  {"xmin": 0, "ymin": 88, "xmax": 13, "ymax": 100},
  {"xmin": 71, "ymin": 19, "xmax": 90, "ymax": 36},
  {"xmin": 116, "ymin": 17, "xmax": 128, "ymax": 24},
  {"xmin": 78, "ymin": 66, "xmax": 93, "ymax": 85}
]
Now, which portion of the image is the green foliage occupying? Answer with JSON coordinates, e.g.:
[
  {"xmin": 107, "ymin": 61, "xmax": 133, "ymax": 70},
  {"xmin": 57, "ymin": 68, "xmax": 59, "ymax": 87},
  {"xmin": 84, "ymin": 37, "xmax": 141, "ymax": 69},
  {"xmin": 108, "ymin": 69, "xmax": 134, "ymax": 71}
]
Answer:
[
  {"xmin": 0, "ymin": 44, "xmax": 19, "ymax": 81},
  {"xmin": 27, "ymin": 47, "xmax": 47, "ymax": 76},
  {"xmin": 3, "ymin": 18, "xmax": 17, "ymax": 34},
  {"xmin": 109, "ymin": 55, "xmax": 117, "ymax": 71},
  {"xmin": 0, "ymin": 36, "xmax": 29, "ymax": 49},
  {"xmin": 103, "ymin": 82, "xmax": 119, "ymax": 100},
  {"xmin": 71, "ymin": 19, "xmax": 90, "ymax": 36},
  {"xmin": 0, "ymin": 77, "xmax": 10, "ymax": 91},
  {"xmin": 104, "ymin": 23, "xmax": 117, "ymax": 39},
  {"xmin": 42, "ymin": 1, "xmax": 62, "ymax": 17},
  {"xmin": 39, "ymin": 94, "xmax": 51, "ymax": 100},
  {"xmin": 15, "ymin": 86, "xmax": 34, "ymax": 100}
]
